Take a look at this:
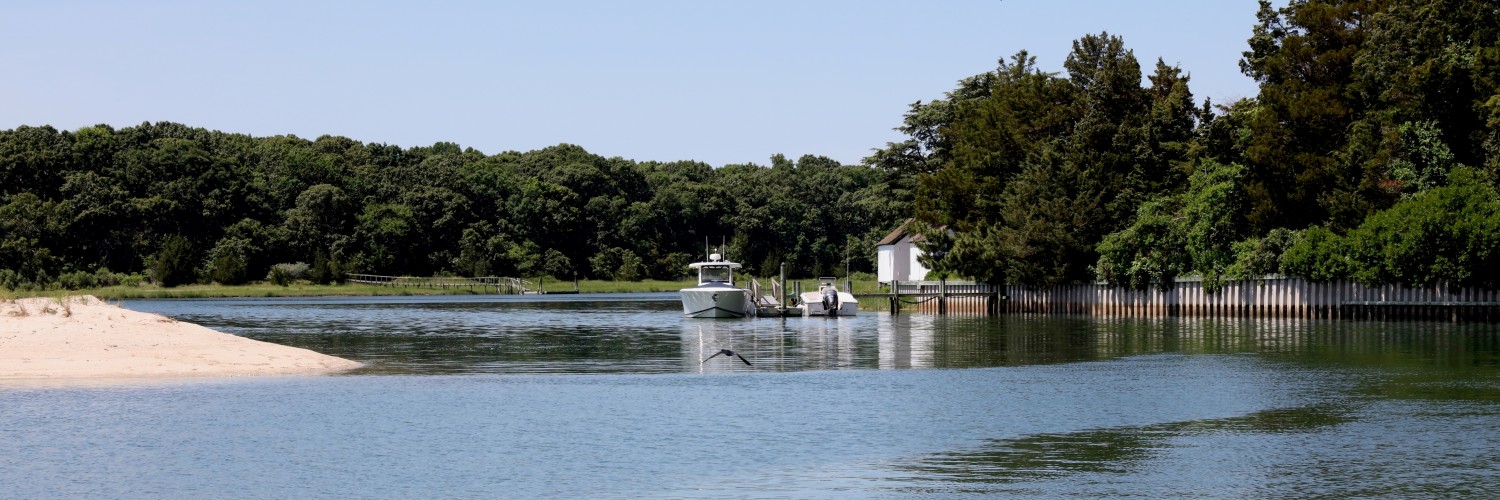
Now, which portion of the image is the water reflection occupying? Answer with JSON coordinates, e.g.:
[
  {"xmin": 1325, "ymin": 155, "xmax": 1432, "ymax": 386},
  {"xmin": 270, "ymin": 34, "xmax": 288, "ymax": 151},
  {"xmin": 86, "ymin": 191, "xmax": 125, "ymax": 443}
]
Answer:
[
  {"xmin": 878, "ymin": 313, "xmax": 934, "ymax": 369},
  {"xmin": 120, "ymin": 296, "xmax": 1500, "ymax": 388},
  {"xmin": 888, "ymin": 404, "xmax": 1357, "ymax": 493}
]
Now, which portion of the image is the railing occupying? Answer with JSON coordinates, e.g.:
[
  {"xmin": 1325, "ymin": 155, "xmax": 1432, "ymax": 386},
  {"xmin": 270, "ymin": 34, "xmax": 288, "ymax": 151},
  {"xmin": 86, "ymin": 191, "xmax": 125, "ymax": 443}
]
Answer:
[{"xmin": 856, "ymin": 279, "xmax": 1000, "ymax": 315}]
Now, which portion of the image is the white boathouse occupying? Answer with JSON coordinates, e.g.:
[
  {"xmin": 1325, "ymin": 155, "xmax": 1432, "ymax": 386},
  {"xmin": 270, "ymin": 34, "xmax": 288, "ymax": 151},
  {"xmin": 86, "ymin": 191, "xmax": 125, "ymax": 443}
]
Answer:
[{"xmin": 875, "ymin": 220, "xmax": 931, "ymax": 285}]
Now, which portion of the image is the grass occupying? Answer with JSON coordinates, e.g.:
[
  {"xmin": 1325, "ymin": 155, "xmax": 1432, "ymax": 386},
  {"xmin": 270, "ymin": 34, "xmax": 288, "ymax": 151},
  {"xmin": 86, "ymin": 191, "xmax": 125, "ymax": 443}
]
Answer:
[
  {"xmin": 5, "ymin": 277, "xmax": 900, "ymax": 300},
  {"xmin": 537, "ymin": 278, "xmax": 696, "ymax": 294},
  {"xmin": 19, "ymin": 282, "xmax": 464, "ymax": 300},
  {"xmin": 7, "ymin": 279, "xmax": 698, "ymax": 300}
]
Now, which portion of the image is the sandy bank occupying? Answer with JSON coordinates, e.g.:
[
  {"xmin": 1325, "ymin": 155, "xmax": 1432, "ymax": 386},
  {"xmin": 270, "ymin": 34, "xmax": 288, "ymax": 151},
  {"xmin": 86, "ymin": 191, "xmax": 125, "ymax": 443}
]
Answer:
[{"xmin": 0, "ymin": 295, "xmax": 361, "ymax": 381}]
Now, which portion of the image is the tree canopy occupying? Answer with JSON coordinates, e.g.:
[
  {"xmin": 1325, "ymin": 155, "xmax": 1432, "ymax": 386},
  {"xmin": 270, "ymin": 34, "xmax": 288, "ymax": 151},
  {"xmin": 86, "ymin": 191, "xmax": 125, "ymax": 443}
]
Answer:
[
  {"xmin": 869, "ymin": 0, "xmax": 1500, "ymax": 291},
  {"xmin": 0, "ymin": 124, "xmax": 905, "ymax": 289}
]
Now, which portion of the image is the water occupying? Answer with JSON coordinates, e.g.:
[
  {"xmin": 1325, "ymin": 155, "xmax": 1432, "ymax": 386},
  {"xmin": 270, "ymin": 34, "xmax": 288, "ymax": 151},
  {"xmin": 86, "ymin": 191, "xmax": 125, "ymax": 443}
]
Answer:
[{"xmin": 3, "ymin": 294, "xmax": 1499, "ymax": 497}]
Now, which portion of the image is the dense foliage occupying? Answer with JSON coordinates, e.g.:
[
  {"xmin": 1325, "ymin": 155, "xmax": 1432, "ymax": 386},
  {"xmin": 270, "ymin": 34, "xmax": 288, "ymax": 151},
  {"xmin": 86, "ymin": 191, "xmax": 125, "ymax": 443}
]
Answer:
[
  {"xmin": 870, "ymin": 0, "xmax": 1500, "ymax": 291},
  {"xmin": 0, "ymin": 123, "xmax": 905, "ymax": 289}
]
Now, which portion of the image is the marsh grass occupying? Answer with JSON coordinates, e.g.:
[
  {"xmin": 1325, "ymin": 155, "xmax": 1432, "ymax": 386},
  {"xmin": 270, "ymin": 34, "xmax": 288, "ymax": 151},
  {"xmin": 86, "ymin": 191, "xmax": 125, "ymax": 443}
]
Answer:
[
  {"xmin": 45, "ymin": 282, "xmax": 467, "ymax": 300},
  {"xmin": 546, "ymin": 279, "xmax": 696, "ymax": 293},
  {"xmin": 53, "ymin": 294, "xmax": 72, "ymax": 317},
  {"xmin": 8, "ymin": 279, "xmax": 695, "ymax": 300},
  {"xmin": 4, "ymin": 298, "xmax": 26, "ymax": 317},
  {"xmin": 7, "ymin": 277, "xmax": 886, "ymax": 300}
]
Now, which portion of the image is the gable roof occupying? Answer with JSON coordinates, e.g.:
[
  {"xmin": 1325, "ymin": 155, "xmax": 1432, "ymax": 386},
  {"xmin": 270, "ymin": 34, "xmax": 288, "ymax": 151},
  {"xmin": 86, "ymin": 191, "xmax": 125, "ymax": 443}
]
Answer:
[{"xmin": 876, "ymin": 218, "xmax": 919, "ymax": 246}]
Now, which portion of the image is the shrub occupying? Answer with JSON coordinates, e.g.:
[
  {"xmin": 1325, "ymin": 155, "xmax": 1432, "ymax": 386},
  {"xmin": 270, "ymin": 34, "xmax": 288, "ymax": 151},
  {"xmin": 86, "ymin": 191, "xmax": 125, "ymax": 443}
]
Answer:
[
  {"xmin": 541, "ymin": 249, "xmax": 574, "ymax": 280},
  {"xmin": 309, "ymin": 251, "xmax": 346, "ymax": 284},
  {"xmin": 153, "ymin": 235, "xmax": 197, "ymax": 287},
  {"xmin": 1341, "ymin": 167, "xmax": 1500, "ymax": 288},
  {"xmin": 1226, "ymin": 228, "xmax": 1301, "ymax": 280},
  {"xmin": 92, "ymin": 267, "xmax": 123, "ymax": 287},
  {"xmin": 57, "ymin": 270, "xmax": 96, "ymax": 290},
  {"xmin": 590, "ymin": 247, "xmax": 643, "ymax": 281},
  {"xmin": 204, "ymin": 236, "xmax": 255, "ymax": 285},
  {"xmin": 656, "ymin": 252, "xmax": 694, "ymax": 280},
  {"xmin": 1095, "ymin": 197, "xmax": 1189, "ymax": 292},
  {"xmin": 0, "ymin": 269, "xmax": 21, "ymax": 291},
  {"xmin": 267, "ymin": 262, "xmax": 310, "ymax": 286},
  {"xmin": 1281, "ymin": 226, "xmax": 1352, "ymax": 283}
]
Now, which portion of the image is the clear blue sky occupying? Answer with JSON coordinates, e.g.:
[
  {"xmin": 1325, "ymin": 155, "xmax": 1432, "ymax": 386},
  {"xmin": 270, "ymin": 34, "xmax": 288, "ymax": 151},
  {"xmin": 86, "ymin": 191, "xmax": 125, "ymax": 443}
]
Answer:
[{"xmin": 3, "ymin": 1, "xmax": 1270, "ymax": 167}]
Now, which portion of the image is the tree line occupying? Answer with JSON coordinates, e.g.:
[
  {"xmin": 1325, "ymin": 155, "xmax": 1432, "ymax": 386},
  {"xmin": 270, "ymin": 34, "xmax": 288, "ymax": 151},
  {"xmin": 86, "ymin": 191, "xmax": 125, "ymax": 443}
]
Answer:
[
  {"xmin": 0, "ymin": 122, "xmax": 907, "ymax": 289},
  {"xmin": 872, "ymin": 0, "xmax": 1500, "ymax": 291}
]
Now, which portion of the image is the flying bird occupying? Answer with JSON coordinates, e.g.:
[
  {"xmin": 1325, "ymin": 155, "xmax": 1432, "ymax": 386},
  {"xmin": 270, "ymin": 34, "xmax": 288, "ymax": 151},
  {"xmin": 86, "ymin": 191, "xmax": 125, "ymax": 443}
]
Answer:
[{"xmin": 702, "ymin": 348, "xmax": 752, "ymax": 366}]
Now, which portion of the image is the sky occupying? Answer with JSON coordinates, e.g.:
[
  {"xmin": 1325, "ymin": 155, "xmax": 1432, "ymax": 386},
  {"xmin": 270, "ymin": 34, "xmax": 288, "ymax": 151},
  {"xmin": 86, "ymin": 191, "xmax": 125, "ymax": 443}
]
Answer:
[{"xmin": 3, "ymin": 1, "xmax": 1271, "ymax": 167}]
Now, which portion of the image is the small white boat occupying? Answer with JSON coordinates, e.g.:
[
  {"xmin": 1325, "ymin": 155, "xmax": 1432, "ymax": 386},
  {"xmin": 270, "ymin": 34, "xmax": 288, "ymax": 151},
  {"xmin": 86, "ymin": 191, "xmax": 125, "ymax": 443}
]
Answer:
[
  {"xmin": 680, "ymin": 253, "xmax": 752, "ymax": 318},
  {"xmin": 800, "ymin": 277, "xmax": 858, "ymax": 316}
]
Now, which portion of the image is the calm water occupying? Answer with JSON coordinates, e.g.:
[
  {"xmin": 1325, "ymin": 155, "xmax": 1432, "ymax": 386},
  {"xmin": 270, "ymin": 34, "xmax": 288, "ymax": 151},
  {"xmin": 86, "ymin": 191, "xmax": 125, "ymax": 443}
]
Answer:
[{"xmin": 3, "ymin": 294, "xmax": 1499, "ymax": 497}]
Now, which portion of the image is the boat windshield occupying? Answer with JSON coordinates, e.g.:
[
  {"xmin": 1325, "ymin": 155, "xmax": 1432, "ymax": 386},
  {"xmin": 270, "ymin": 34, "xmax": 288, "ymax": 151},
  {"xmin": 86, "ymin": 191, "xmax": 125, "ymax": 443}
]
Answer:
[{"xmin": 700, "ymin": 266, "xmax": 732, "ymax": 283}]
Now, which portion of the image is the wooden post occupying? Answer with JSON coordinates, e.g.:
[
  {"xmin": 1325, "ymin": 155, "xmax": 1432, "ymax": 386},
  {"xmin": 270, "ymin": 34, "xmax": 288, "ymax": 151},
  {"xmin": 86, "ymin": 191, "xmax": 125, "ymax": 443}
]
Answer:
[
  {"xmin": 938, "ymin": 278, "xmax": 947, "ymax": 314},
  {"xmin": 891, "ymin": 280, "xmax": 901, "ymax": 315},
  {"xmin": 780, "ymin": 262, "xmax": 788, "ymax": 309},
  {"xmin": 987, "ymin": 283, "xmax": 998, "ymax": 315}
]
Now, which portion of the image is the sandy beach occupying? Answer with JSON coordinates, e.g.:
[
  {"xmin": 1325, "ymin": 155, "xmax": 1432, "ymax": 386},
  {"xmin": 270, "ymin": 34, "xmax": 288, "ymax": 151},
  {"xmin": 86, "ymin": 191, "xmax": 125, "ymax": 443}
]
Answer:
[{"xmin": 0, "ymin": 295, "xmax": 361, "ymax": 381}]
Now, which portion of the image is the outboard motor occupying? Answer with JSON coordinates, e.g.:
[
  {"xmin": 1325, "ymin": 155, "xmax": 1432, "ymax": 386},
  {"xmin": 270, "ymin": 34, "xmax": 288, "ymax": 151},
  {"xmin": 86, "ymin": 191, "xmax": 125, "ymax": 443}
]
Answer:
[{"xmin": 821, "ymin": 288, "xmax": 838, "ymax": 316}]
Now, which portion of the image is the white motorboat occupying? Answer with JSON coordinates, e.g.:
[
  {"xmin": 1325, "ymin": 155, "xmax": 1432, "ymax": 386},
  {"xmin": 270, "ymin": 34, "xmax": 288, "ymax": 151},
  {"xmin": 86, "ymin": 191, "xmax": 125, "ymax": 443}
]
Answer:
[
  {"xmin": 800, "ymin": 277, "xmax": 858, "ymax": 316},
  {"xmin": 680, "ymin": 253, "xmax": 752, "ymax": 318}
]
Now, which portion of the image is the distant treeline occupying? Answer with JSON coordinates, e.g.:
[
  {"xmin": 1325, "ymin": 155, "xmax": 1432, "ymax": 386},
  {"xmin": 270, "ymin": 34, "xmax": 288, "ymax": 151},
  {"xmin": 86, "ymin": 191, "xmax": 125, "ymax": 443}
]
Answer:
[
  {"xmin": 870, "ymin": 0, "xmax": 1500, "ymax": 291},
  {"xmin": 0, "ymin": 122, "xmax": 907, "ymax": 289}
]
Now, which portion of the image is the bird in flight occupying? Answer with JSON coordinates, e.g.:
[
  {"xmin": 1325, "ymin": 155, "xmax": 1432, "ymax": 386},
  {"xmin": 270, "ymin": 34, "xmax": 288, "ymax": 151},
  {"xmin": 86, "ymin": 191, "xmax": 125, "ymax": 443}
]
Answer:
[{"xmin": 702, "ymin": 348, "xmax": 752, "ymax": 366}]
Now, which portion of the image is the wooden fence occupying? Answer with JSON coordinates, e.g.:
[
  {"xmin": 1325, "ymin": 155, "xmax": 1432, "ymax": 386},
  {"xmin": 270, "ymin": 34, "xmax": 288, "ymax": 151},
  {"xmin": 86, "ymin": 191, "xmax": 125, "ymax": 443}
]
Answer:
[{"xmin": 1002, "ymin": 277, "xmax": 1500, "ymax": 321}]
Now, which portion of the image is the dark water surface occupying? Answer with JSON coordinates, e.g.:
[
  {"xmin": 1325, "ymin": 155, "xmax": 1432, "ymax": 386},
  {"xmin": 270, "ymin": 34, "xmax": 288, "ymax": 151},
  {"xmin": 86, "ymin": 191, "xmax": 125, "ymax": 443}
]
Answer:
[{"xmin": 3, "ymin": 294, "xmax": 1498, "ymax": 497}]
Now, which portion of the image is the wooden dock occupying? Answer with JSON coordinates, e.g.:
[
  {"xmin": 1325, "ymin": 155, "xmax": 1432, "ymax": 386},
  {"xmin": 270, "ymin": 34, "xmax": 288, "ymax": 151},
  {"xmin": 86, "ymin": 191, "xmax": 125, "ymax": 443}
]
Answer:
[
  {"xmin": 747, "ymin": 277, "xmax": 803, "ymax": 317},
  {"xmin": 855, "ymin": 280, "xmax": 1002, "ymax": 315}
]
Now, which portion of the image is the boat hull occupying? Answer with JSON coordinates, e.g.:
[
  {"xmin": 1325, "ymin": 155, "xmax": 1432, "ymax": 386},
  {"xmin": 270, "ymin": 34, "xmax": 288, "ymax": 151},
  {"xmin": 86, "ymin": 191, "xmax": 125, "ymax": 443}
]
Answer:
[
  {"xmin": 800, "ymin": 291, "xmax": 859, "ymax": 317},
  {"xmin": 681, "ymin": 285, "xmax": 751, "ymax": 318}
]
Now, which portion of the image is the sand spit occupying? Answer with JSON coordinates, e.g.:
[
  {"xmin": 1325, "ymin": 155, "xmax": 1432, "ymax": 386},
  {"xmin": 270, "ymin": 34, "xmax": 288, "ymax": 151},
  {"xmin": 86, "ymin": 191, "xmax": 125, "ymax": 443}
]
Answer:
[{"xmin": 0, "ymin": 295, "xmax": 361, "ymax": 381}]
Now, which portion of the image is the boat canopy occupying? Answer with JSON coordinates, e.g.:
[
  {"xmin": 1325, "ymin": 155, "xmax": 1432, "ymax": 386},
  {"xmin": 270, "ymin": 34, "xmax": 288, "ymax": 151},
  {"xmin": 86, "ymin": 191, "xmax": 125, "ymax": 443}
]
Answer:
[{"xmin": 688, "ymin": 254, "xmax": 742, "ymax": 284}]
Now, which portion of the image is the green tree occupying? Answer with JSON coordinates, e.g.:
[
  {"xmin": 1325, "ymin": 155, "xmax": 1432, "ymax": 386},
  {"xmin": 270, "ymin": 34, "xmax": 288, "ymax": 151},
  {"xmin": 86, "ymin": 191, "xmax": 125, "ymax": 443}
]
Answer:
[
  {"xmin": 1281, "ymin": 226, "xmax": 1354, "ymax": 283},
  {"xmin": 283, "ymin": 183, "xmax": 351, "ymax": 259},
  {"xmin": 351, "ymin": 203, "xmax": 414, "ymax": 274},
  {"xmin": 0, "ymin": 193, "xmax": 63, "ymax": 287},
  {"xmin": 152, "ymin": 234, "xmax": 196, "ymax": 287},
  {"xmin": 1182, "ymin": 160, "xmax": 1250, "ymax": 288},
  {"xmin": 1388, "ymin": 120, "xmax": 1457, "ymax": 196},
  {"xmin": 1095, "ymin": 197, "xmax": 1189, "ymax": 292},
  {"xmin": 1344, "ymin": 167, "xmax": 1500, "ymax": 288},
  {"xmin": 204, "ymin": 235, "xmax": 255, "ymax": 285},
  {"xmin": 1240, "ymin": 0, "xmax": 1378, "ymax": 230}
]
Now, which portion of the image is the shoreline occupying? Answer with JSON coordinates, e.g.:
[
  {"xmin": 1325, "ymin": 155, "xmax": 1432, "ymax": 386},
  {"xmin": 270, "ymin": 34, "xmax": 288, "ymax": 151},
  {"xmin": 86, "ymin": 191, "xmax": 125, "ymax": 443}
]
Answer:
[
  {"xmin": 2, "ymin": 280, "xmax": 700, "ymax": 300},
  {"xmin": 0, "ymin": 295, "xmax": 362, "ymax": 383}
]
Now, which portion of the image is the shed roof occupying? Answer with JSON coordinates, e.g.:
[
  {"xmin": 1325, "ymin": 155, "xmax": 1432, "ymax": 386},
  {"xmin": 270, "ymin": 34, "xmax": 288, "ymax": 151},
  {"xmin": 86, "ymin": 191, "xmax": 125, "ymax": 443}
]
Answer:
[{"xmin": 876, "ymin": 218, "xmax": 927, "ymax": 246}]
